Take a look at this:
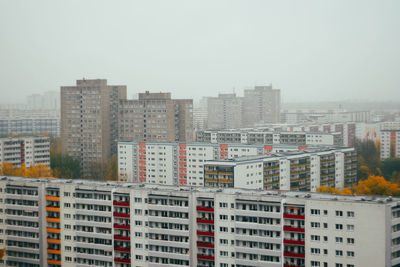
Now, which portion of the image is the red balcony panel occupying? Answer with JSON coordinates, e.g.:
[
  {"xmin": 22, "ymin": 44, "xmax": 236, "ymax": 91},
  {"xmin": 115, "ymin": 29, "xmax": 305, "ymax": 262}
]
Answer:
[
  {"xmin": 197, "ymin": 242, "xmax": 215, "ymax": 248},
  {"xmin": 114, "ymin": 224, "xmax": 130, "ymax": 230},
  {"xmin": 196, "ymin": 206, "xmax": 214, "ymax": 212},
  {"xmin": 197, "ymin": 219, "xmax": 214, "ymax": 224},
  {"xmin": 114, "ymin": 235, "xmax": 131, "ymax": 241},
  {"xmin": 197, "ymin": 254, "xmax": 215, "ymax": 261},
  {"xmin": 283, "ymin": 214, "xmax": 305, "ymax": 220},
  {"xmin": 114, "ymin": 258, "xmax": 131, "ymax": 263},
  {"xmin": 197, "ymin": 231, "xmax": 214, "ymax": 237},
  {"xmin": 113, "ymin": 201, "xmax": 130, "ymax": 207},
  {"xmin": 114, "ymin": 247, "xmax": 131, "ymax": 252},
  {"xmin": 283, "ymin": 239, "xmax": 305, "ymax": 246},
  {"xmin": 283, "ymin": 226, "xmax": 305, "ymax": 233},
  {"xmin": 113, "ymin": 212, "xmax": 130, "ymax": 218},
  {"xmin": 283, "ymin": 252, "xmax": 305, "ymax": 258}
]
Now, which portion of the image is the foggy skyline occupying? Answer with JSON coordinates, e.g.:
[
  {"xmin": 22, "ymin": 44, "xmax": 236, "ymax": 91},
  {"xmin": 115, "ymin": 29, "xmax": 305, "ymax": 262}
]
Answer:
[{"xmin": 0, "ymin": 0, "xmax": 399, "ymax": 104}]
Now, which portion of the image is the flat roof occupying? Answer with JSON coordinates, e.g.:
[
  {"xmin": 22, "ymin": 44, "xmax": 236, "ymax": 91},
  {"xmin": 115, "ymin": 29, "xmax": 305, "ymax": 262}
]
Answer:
[{"xmin": 0, "ymin": 176, "xmax": 395, "ymax": 205}]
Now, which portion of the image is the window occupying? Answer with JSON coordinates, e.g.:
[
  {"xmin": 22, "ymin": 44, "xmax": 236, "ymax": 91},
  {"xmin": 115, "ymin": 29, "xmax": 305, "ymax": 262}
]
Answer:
[
  {"xmin": 324, "ymin": 249, "xmax": 328, "ymax": 255},
  {"xmin": 311, "ymin": 209, "xmax": 320, "ymax": 215},
  {"xmin": 323, "ymin": 210, "xmax": 328, "ymax": 215},
  {"xmin": 347, "ymin": 238, "xmax": 355, "ymax": 244},
  {"xmin": 335, "ymin": 210, "xmax": 343, "ymax": 216},
  {"xmin": 347, "ymin": 211, "xmax": 355, "ymax": 217},
  {"xmin": 311, "ymin": 261, "xmax": 320, "ymax": 266},
  {"xmin": 335, "ymin": 237, "xmax": 343, "ymax": 243},
  {"xmin": 323, "ymin": 223, "xmax": 328, "ymax": 229},
  {"xmin": 311, "ymin": 235, "xmax": 320, "ymax": 241},
  {"xmin": 311, "ymin": 222, "xmax": 320, "ymax": 228},
  {"xmin": 336, "ymin": 264, "xmax": 343, "ymax": 267},
  {"xmin": 220, "ymin": 239, "xmax": 228, "ymax": 245},
  {"xmin": 323, "ymin": 236, "xmax": 328, "ymax": 242},
  {"xmin": 335, "ymin": 224, "xmax": 343, "ymax": 230},
  {"xmin": 311, "ymin": 248, "xmax": 320, "ymax": 254},
  {"xmin": 335, "ymin": 250, "xmax": 343, "ymax": 256},
  {"xmin": 347, "ymin": 224, "xmax": 354, "ymax": 231},
  {"xmin": 220, "ymin": 251, "xmax": 228, "ymax": 256},
  {"xmin": 347, "ymin": 251, "xmax": 355, "ymax": 257}
]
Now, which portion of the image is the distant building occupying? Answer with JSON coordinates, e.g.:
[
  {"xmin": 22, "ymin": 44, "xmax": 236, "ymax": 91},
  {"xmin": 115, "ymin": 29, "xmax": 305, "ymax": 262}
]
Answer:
[
  {"xmin": 0, "ymin": 118, "xmax": 60, "ymax": 137},
  {"xmin": 193, "ymin": 97, "xmax": 209, "ymax": 131},
  {"xmin": 381, "ymin": 129, "xmax": 400, "ymax": 160},
  {"xmin": 206, "ymin": 85, "xmax": 281, "ymax": 129},
  {"xmin": 243, "ymin": 85, "xmax": 281, "ymax": 125},
  {"xmin": 118, "ymin": 91, "xmax": 193, "ymax": 142},
  {"xmin": 61, "ymin": 79, "xmax": 127, "ymax": 174},
  {"xmin": 0, "ymin": 136, "xmax": 50, "ymax": 167},
  {"xmin": 196, "ymin": 129, "xmax": 343, "ymax": 146},
  {"xmin": 26, "ymin": 91, "xmax": 60, "ymax": 110},
  {"xmin": 207, "ymin": 93, "xmax": 243, "ymax": 129},
  {"xmin": 281, "ymin": 109, "xmax": 371, "ymax": 124}
]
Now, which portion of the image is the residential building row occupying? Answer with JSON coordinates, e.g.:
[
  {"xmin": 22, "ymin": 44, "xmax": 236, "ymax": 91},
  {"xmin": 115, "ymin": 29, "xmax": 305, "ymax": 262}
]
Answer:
[
  {"xmin": 0, "ymin": 176, "xmax": 398, "ymax": 267},
  {"xmin": 60, "ymin": 79, "xmax": 193, "ymax": 175},
  {"xmin": 0, "ymin": 118, "xmax": 60, "ymax": 137},
  {"xmin": 0, "ymin": 136, "xmax": 50, "ymax": 167},
  {"xmin": 118, "ymin": 141, "xmax": 357, "ymax": 192},
  {"xmin": 196, "ymin": 122, "xmax": 356, "ymax": 147},
  {"xmin": 196, "ymin": 130, "xmax": 343, "ymax": 146},
  {"xmin": 280, "ymin": 109, "xmax": 371, "ymax": 124}
]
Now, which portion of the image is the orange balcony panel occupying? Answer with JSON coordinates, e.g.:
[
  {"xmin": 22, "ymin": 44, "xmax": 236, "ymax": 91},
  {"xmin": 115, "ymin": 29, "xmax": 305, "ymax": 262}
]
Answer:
[
  {"xmin": 47, "ymin": 218, "xmax": 60, "ymax": 222},
  {"xmin": 46, "ymin": 207, "xmax": 60, "ymax": 212},
  {"xmin": 46, "ymin": 196, "xmax": 60, "ymax": 201},
  {"xmin": 47, "ymin": 228, "xmax": 61, "ymax": 233},
  {"xmin": 47, "ymin": 239, "xmax": 61, "ymax": 244},
  {"xmin": 47, "ymin": 249, "xmax": 61, "ymax": 254},
  {"xmin": 47, "ymin": 259, "xmax": 61, "ymax": 265}
]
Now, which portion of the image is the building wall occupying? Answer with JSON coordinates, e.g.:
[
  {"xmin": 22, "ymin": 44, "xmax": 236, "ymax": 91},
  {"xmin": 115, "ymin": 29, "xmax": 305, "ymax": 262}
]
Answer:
[{"xmin": 0, "ymin": 176, "xmax": 398, "ymax": 267}]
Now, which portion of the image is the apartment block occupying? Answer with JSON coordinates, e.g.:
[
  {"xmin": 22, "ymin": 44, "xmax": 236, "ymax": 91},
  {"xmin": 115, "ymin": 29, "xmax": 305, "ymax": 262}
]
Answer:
[
  {"xmin": 118, "ymin": 141, "xmax": 315, "ymax": 186},
  {"xmin": 118, "ymin": 91, "xmax": 193, "ymax": 142},
  {"xmin": 0, "ymin": 118, "xmax": 60, "ymax": 137},
  {"xmin": 196, "ymin": 130, "xmax": 343, "ymax": 146},
  {"xmin": 207, "ymin": 93, "xmax": 243, "ymax": 130},
  {"xmin": 0, "ymin": 136, "xmax": 50, "ymax": 167},
  {"xmin": 243, "ymin": 85, "xmax": 281, "ymax": 126},
  {"xmin": 0, "ymin": 176, "xmax": 399, "ymax": 267},
  {"xmin": 204, "ymin": 147, "xmax": 357, "ymax": 191},
  {"xmin": 61, "ymin": 79, "xmax": 127, "ymax": 173},
  {"xmin": 381, "ymin": 130, "xmax": 400, "ymax": 160}
]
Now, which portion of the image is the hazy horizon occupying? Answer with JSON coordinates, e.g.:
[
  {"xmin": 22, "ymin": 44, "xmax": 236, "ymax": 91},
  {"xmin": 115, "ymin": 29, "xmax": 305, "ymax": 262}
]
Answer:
[{"xmin": 1, "ymin": 0, "xmax": 399, "ymax": 104}]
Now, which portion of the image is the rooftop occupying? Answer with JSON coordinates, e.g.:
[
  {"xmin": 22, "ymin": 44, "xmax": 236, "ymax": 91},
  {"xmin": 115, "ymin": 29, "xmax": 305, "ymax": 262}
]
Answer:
[{"xmin": 1, "ymin": 175, "xmax": 391, "ymax": 205}]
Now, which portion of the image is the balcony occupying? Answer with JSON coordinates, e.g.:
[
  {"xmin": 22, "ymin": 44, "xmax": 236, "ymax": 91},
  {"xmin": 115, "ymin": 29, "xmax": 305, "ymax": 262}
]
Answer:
[
  {"xmin": 113, "ymin": 224, "xmax": 130, "ymax": 229},
  {"xmin": 114, "ymin": 247, "xmax": 131, "ymax": 252},
  {"xmin": 46, "ymin": 207, "xmax": 61, "ymax": 212},
  {"xmin": 47, "ymin": 239, "xmax": 61, "ymax": 244},
  {"xmin": 113, "ymin": 201, "xmax": 130, "ymax": 207},
  {"xmin": 46, "ymin": 196, "xmax": 60, "ymax": 201},
  {"xmin": 197, "ymin": 242, "xmax": 215, "ymax": 248},
  {"xmin": 47, "ymin": 249, "xmax": 61, "ymax": 254},
  {"xmin": 46, "ymin": 218, "xmax": 61, "ymax": 223},
  {"xmin": 284, "ymin": 239, "xmax": 305, "ymax": 246},
  {"xmin": 47, "ymin": 259, "xmax": 61, "ymax": 265},
  {"xmin": 47, "ymin": 228, "xmax": 61, "ymax": 233},
  {"xmin": 283, "ymin": 252, "xmax": 305, "ymax": 258},
  {"xmin": 284, "ymin": 265, "xmax": 304, "ymax": 267},
  {"xmin": 197, "ymin": 231, "xmax": 214, "ymax": 237},
  {"xmin": 196, "ymin": 218, "xmax": 214, "ymax": 224},
  {"xmin": 114, "ymin": 235, "xmax": 130, "ymax": 241},
  {"xmin": 114, "ymin": 258, "xmax": 131, "ymax": 263},
  {"xmin": 283, "ymin": 214, "xmax": 305, "ymax": 220},
  {"xmin": 113, "ymin": 212, "xmax": 130, "ymax": 218},
  {"xmin": 197, "ymin": 254, "xmax": 215, "ymax": 261},
  {"xmin": 196, "ymin": 206, "xmax": 214, "ymax": 212},
  {"xmin": 283, "ymin": 226, "xmax": 305, "ymax": 233}
]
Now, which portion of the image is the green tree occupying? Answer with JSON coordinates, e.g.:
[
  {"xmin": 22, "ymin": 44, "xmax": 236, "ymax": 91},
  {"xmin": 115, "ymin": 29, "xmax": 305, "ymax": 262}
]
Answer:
[{"xmin": 50, "ymin": 152, "xmax": 81, "ymax": 179}]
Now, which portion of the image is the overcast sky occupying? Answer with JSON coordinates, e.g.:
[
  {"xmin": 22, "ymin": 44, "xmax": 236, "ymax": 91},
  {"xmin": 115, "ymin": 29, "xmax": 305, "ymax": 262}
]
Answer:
[{"xmin": 0, "ymin": 0, "xmax": 399, "ymax": 104}]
